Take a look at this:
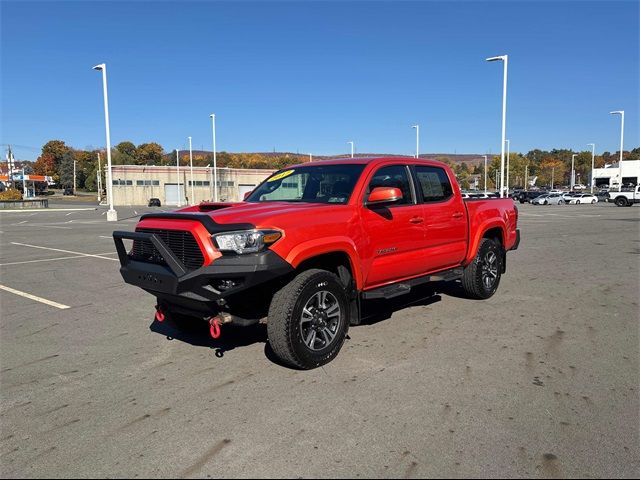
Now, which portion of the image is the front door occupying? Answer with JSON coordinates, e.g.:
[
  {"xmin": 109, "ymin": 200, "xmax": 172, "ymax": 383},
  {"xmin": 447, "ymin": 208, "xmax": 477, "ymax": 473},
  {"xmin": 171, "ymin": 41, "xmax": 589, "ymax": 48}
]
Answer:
[{"xmin": 361, "ymin": 165, "xmax": 427, "ymax": 288}]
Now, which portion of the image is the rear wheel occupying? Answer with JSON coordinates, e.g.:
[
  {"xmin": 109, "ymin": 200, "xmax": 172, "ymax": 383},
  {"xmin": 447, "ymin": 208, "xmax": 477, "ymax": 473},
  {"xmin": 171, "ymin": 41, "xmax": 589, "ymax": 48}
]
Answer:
[
  {"xmin": 576, "ymin": 200, "xmax": 581, "ymax": 204},
  {"xmin": 558, "ymin": 200, "xmax": 565, "ymax": 205},
  {"xmin": 461, "ymin": 238, "xmax": 502, "ymax": 300},
  {"xmin": 591, "ymin": 199, "xmax": 596, "ymax": 204},
  {"xmin": 615, "ymin": 197, "xmax": 628, "ymax": 207},
  {"xmin": 267, "ymin": 269, "xmax": 349, "ymax": 369}
]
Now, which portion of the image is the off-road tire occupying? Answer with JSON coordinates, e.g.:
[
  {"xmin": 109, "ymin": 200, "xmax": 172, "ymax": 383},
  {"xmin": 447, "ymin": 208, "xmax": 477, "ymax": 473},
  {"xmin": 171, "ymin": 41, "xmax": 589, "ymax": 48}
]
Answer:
[
  {"xmin": 461, "ymin": 238, "xmax": 503, "ymax": 300},
  {"xmin": 267, "ymin": 269, "xmax": 349, "ymax": 369}
]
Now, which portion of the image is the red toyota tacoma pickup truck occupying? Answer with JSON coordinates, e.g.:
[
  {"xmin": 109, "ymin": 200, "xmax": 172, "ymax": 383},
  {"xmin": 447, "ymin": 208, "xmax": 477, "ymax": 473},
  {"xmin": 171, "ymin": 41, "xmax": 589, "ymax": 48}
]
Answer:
[{"xmin": 114, "ymin": 157, "xmax": 519, "ymax": 369}]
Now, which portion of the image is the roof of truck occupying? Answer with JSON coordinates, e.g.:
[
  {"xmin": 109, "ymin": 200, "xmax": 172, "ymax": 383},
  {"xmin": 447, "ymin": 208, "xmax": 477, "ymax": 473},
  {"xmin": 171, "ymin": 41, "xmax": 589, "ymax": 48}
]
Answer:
[{"xmin": 287, "ymin": 156, "xmax": 446, "ymax": 169}]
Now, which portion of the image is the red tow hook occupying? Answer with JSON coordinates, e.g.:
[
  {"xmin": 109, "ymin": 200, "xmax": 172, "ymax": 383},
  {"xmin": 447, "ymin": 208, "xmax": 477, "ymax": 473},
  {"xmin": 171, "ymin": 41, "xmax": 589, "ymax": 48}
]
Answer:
[
  {"xmin": 154, "ymin": 305, "xmax": 165, "ymax": 323},
  {"xmin": 209, "ymin": 317, "xmax": 221, "ymax": 339}
]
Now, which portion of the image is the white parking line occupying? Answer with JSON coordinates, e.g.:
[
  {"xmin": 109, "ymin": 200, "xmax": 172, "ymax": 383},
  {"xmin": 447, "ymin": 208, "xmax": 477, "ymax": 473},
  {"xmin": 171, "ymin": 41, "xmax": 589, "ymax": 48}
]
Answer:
[
  {"xmin": 11, "ymin": 224, "xmax": 72, "ymax": 230},
  {"xmin": 0, "ymin": 252, "xmax": 117, "ymax": 267},
  {"xmin": 0, "ymin": 284, "xmax": 70, "ymax": 310},
  {"xmin": 10, "ymin": 242, "xmax": 119, "ymax": 261}
]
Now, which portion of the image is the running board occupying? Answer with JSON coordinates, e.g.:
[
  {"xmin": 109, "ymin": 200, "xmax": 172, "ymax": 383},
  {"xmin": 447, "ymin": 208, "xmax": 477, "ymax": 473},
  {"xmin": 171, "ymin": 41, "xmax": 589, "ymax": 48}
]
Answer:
[{"xmin": 362, "ymin": 267, "xmax": 463, "ymax": 300}]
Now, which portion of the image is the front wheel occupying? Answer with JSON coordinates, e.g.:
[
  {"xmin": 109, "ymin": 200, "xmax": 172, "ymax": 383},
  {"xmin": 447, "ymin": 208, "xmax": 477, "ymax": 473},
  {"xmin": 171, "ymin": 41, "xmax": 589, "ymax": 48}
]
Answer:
[
  {"xmin": 461, "ymin": 238, "xmax": 502, "ymax": 300},
  {"xmin": 544, "ymin": 200, "xmax": 548, "ymax": 205},
  {"xmin": 267, "ymin": 269, "xmax": 349, "ymax": 369},
  {"xmin": 576, "ymin": 200, "xmax": 581, "ymax": 204},
  {"xmin": 558, "ymin": 200, "xmax": 565, "ymax": 205}
]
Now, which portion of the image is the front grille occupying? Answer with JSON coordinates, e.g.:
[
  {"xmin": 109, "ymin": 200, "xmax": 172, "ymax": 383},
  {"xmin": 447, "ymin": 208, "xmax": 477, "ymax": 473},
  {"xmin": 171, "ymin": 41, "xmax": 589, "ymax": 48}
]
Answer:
[{"xmin": 130, "ymin": 228, "xmax": 204, "ymax": 271}]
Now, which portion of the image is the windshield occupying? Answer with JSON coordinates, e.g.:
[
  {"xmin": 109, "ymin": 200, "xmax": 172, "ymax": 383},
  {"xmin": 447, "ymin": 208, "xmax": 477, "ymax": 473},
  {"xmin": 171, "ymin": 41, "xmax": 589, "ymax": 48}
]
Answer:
[{"xmin": 246, "ymin": 164, "xmax": 366, "ymax": 204}]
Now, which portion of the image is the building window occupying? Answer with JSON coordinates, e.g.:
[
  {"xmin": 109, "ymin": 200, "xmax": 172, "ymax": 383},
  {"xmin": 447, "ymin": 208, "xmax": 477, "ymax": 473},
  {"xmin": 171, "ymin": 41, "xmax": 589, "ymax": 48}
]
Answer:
[
  {"xmin": 188, "ymin": 180, "xmax": 211, "ymax": 187},
  {"xmin": 216, "ymin": 181, "xmax": 234, "ymax": 187},
  {"xmin": 136, "ymin": 180, "xmax": 159, "ymax": 186}
]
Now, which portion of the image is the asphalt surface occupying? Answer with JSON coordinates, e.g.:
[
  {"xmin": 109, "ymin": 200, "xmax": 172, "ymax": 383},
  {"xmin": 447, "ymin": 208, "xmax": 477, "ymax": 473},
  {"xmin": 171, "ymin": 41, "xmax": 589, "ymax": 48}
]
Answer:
[{"xmin": 0, "ymin": 200, "xmax": 638, "ymax": 478}]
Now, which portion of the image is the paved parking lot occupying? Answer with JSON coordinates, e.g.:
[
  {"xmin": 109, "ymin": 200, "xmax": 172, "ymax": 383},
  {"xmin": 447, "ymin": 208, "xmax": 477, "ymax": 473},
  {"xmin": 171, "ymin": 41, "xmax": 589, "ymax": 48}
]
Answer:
[{"xmin": 1, "ymin": 201, "xmax": 638, "ymax": 478}]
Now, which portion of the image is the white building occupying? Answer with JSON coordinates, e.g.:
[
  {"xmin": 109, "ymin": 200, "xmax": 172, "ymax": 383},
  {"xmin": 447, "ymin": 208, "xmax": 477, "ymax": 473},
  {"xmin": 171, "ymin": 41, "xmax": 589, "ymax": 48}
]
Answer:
[
  {"xmin": 110, "ymin": 165, "xmax": 275, "ymax": 206},
  {"xmin": 592, "ymin": 160, "xmax": 640, "ymax": 188}
]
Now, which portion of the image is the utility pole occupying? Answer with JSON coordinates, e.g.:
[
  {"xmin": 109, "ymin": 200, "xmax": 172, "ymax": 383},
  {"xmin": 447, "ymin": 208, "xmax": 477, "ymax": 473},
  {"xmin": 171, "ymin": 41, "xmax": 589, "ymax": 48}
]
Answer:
[{"xmin": 7, "ymin": 145, "xmax": 14, "ymax": 189}]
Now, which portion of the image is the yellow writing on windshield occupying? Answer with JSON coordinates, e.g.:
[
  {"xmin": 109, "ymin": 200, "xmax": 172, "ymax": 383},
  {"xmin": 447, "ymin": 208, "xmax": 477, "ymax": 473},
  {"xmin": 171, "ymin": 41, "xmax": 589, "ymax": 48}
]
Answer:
[{"xmin": 267, "ymin": 169, "xmax": 295, "ymax": 182}]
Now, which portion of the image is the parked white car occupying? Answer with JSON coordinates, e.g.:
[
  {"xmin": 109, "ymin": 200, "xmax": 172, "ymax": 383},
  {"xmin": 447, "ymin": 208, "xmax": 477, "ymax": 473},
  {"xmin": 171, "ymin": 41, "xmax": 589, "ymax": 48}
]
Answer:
[
  {"xmin": 532, "ymin": 193, "xmax": 566, "ymax": 205},
  {"xmin": 567, "ymin": 194, "xmax": 598, "ymax": 204}
]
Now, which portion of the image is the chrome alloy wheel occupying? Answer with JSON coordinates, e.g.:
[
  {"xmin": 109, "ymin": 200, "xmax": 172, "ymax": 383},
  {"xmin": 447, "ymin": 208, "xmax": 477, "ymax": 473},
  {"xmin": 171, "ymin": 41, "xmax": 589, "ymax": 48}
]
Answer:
[
  {"xmin": 481, "ymin": 250, "xmax": 499, "ymax": 290},
  {"xmin": 299, "ymin": 291, "xmax": 342, "ymax": 351}
]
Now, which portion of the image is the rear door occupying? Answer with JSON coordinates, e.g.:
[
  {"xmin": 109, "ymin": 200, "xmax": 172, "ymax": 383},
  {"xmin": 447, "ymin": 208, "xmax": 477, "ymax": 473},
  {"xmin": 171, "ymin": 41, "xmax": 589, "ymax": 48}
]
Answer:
[
  {"xmin": 360, "ymin": 164, "xmax": 427, "ymax": 287},
  {"xmin": 413, "ymin": 165, "xmax": 468, "ymax": 271}
]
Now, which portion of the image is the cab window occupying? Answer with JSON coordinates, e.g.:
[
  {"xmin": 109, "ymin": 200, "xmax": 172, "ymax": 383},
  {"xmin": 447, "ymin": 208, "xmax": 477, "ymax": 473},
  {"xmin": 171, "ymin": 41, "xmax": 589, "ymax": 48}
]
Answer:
[
  {"xmin": 366, "ymin": 165, "xmax": 414, "ymax": 205},
  {"xmin": 415, "ymin": 166, "xmax": 453, "ymax": 203}
]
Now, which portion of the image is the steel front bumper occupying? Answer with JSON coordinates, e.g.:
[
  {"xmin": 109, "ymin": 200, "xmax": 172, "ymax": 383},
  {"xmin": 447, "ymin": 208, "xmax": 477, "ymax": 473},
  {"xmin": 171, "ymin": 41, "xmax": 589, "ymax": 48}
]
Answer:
[{"xmin": 113, "ymin": 230, "xmax": 293, "ymax": 316}]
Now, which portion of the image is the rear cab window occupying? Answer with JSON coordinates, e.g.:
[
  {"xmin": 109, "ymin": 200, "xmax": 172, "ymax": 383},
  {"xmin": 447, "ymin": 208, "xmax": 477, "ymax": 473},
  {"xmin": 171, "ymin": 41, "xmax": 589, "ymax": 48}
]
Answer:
[{"xmin": 414, "ymin": 165, "xmax": 454, "ymax": 203}]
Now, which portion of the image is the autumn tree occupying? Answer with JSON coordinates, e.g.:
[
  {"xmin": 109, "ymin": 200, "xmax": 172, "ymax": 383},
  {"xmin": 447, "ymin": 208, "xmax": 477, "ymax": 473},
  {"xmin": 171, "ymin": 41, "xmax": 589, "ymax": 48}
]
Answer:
[
  {"xmin": 137, "ymin": 143, "xmax": 164, "ymax": 165},
  {"xmin": 33, "ymin": 153, "xmax": 57, "ymax": 177}
]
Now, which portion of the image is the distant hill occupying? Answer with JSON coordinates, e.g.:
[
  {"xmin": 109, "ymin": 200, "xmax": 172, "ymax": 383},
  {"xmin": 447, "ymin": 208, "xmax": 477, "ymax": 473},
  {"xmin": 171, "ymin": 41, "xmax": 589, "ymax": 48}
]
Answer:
[{"xmin": 184, "ymin": 150, "xmax": 488, "ymax": 166}]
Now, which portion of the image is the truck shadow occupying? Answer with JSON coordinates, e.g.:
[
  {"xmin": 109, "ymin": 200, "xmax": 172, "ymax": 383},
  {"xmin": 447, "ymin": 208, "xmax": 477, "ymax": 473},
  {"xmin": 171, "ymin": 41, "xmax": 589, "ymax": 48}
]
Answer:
[{"xmin": 149, "ymin": 282, "xmax": 458, "ymax": 364}]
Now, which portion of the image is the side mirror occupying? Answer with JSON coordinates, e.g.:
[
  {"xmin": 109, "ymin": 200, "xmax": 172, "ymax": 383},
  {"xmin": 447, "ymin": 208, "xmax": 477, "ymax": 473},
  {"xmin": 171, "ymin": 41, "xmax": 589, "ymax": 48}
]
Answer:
[
  {"xmin": 367, "ymin": 187, "xmax": 403, "ymax": 205},
  {"xmin": 243, "ymin": 191, "xmax": 252, "ymax": 201}
]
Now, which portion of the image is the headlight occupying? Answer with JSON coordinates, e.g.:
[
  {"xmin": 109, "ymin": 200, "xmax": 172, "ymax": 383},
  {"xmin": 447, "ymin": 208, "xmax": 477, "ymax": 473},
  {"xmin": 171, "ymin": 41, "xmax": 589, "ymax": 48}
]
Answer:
[{"xmin": 213, "ymin": 229, "xmax": 282, "ymax": 254}]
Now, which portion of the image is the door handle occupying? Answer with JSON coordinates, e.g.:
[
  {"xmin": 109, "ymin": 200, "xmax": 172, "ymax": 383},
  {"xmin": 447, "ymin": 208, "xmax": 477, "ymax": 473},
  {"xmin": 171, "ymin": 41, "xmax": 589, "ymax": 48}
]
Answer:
[
  {"xmin": 452, "ymin": 212, "xmax": 464, "ymax": 219},
  {"xmin": 409, "ymin": 217, "xmax": 424, "ymax": 224}
]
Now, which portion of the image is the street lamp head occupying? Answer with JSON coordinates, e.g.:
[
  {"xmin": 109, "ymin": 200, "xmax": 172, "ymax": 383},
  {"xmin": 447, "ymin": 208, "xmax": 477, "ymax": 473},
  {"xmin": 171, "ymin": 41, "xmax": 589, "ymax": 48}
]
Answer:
[
  {"xmin": 92, "ymin": 64, "xmax": 105, "ymax": 71},
  {"xmin": 412, "ymin": 125, "xmax": 418, "ymax": 129},
  {"xmin": 609, "ymin": 110, "xmax": 624, "ymax": 115},
  {"xmin": 210, "ymin": 113, "xmax": 215, "ymax": 118},
  {"xmin": 486, "ymin": 55, "xmax": 506, "ymax": 62}
]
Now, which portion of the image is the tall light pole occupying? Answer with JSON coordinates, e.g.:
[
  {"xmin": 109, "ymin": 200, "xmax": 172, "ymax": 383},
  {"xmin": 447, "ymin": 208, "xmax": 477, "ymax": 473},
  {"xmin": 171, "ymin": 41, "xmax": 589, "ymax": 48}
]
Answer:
[
  {"xmin": 176, "ymin": 149, "xmax": 181, "ymax": 207},
  {"xmin": 571, "ymin": 153, "xmax": 577, "ymax": 190},
  {"xmin": 587, "ymin": 143, "xmax": 595, "ymax": 194},
  {"xmin": 73, "ymin": 160, "xmax": 77, "ymax": 194},
  {"xmin": 486, "ymin": 54, "xmax": 508, "ymax": 198},
  {"xmin": 551, "ymin": 166, "xmax": 555, "ymax": 190},
  {"xmin": 210, "ymin": 114, "xmax": 218, "ymax": 202},
  {"xmin": 93, "ymin": 63, "xmax": 117, "ymax": 221},
  {"xmin": 97, "ymin": 152, "xmax": 102, "ymax": 202},
  {"xmin": 610, "ymin": 110, "xmax": 624, "ymax": 191},
  {"xmin": 524, "ymin": 164, "xmax": 529, "ymax": 191},
  {"xmin": 412, "ymin": 125, "xmax": 420, "ymax": 158},
  {"xmin": 505, "ymin": 139, "xmax": 510, "ymax": 192},
  {"xmin": 348, "ymin": 141, "xmax": 354, "ymax": 158},
  {"xmin": 188, "ymin": 136, "xmax": 194, "ymax": 205},
  {"xmin": 483, "ymin": 155, "xmax": 488, "ymax": 193},
  {"xmin": 309, "ymin": 153, "xmax": 313, "ymax": 162}
]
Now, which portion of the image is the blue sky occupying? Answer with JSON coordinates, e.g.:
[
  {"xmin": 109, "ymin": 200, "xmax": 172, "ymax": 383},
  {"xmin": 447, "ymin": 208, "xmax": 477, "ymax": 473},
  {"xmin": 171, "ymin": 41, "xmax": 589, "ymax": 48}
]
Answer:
[{"xmin": 1, "ymin": 1, "xmax": 638, "ymax": 160}]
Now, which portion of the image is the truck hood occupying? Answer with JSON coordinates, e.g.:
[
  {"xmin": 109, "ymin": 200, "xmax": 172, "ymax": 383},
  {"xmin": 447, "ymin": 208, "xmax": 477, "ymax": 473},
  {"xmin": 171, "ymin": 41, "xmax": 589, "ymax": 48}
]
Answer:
[{"xmin": 177, "ymin": 201, "xmax": 348, "ymax": 229}]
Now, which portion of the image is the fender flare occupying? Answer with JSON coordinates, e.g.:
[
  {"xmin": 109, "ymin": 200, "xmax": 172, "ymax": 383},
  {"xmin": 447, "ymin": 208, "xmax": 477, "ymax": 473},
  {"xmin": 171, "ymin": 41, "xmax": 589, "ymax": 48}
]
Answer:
[
  {"xmin": 464, "ymin": 222, "xmax": 506, "ymax": 266},
  {"xmin": 284, "ymin": 237, "xmax": 364, "ymax": 290}
]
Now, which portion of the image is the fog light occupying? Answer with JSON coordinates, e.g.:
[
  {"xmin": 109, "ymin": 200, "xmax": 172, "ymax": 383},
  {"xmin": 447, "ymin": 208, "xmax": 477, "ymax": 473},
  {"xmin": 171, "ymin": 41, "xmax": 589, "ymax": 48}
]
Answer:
[{"xmin": 217, "ymin": 279, "xmax": 237, "ymax": 291}]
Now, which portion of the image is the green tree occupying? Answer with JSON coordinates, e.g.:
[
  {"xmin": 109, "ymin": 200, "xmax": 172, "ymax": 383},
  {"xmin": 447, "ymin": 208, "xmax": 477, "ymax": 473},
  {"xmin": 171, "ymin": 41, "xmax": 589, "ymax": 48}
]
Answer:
[
  {"xmin": 59, "ymin": 151, "xmax": 76, "ymax": 188},
  {"xmin": 116, "ymin": 141, "xmax": 137, "ymax": 158}
]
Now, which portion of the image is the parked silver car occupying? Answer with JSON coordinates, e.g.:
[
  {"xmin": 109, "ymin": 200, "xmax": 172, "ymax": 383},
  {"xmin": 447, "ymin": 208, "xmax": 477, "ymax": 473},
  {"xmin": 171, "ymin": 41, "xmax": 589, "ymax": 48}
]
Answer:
[{"xmin": 532, "ymin": 193, "xmax": 566, "ymax": 205}]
